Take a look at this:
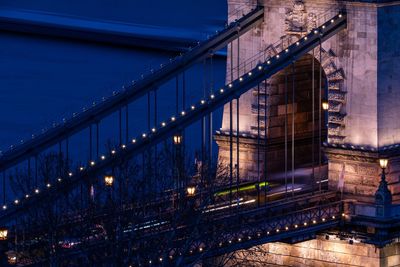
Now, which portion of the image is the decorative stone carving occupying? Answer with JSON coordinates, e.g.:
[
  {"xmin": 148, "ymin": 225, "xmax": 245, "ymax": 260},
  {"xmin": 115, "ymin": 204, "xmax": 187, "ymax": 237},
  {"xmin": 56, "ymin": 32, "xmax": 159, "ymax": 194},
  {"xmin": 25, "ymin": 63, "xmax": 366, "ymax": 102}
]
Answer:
[
  {"xmin": 323, "ymin": 61, "xmax": 338, "ymax": 75},
  {"xmin": 328, "ymin": 80, "xmax": 341, "ymax": 90},
  {"xmin": 329, "ymin": 112, "xmax": 345, "ymax": 124},
  {"xmin": 329, "ymin": 125, "xmax": 343, "ymax": 136},
  {"xmin": 329, "ymin": 91, "xmax": 346, "ymax": 102},
  {"xmin": 327, "ymin": 69, "xmax": 345, "ymax": 81},
  {"xmin": 329, "ymin": 102, "xmax": 342, "ymax": 113},
  {"xmin": 285, "ymin": 1, "xmax": 317, "ymax": 34}
]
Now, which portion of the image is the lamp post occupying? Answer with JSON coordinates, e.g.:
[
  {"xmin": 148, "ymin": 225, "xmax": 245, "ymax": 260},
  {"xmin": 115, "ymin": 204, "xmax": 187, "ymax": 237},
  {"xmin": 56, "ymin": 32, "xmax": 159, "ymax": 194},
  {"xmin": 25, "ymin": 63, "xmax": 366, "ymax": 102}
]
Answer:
[
  {"xmin": 104, "ymin": 174, "xmax": 114, "ymax": 208},
  {"xmin": 173, "ymin": 135, "xmax": 182, "ymax": 145},
  {"xmin": 0, "ymin": 227, "xmax": 9, "ymax": 266},
  {"xmin": 174, "ymin": 134, "xmax": 183, "ymax": 204},
  {"xmin": 186, "ymin": 185, "xmax": 196, "ymax": 197},
  {"xmin": 0, "ymin": 228, "xmax": 7, "ymax": 241},
  {"xmin": 375, "ymin": 158, "xmax": 392, "ymax": 217},
  {"xmin": 186, "ymin": 185, "xmax": 196, "ymax": 210},
  {"xmin": 104, "ymin": 175, "xmax": 114, "ymax": 187},
  {"xmin": 322, "ymin": 100, "xmax": 329, "ymax": 127},
  {"xmin": 322, "ymin": 100, "xmax": 329, "ymax": 111}
]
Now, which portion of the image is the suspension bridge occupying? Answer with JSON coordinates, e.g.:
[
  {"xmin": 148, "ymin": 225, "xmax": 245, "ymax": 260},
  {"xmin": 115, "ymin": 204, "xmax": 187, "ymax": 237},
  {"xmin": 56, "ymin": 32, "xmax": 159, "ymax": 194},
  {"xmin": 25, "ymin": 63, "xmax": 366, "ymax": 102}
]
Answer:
[{"xmin": 1, "ymin": 1, "xmax": 400, "ymax": 266}]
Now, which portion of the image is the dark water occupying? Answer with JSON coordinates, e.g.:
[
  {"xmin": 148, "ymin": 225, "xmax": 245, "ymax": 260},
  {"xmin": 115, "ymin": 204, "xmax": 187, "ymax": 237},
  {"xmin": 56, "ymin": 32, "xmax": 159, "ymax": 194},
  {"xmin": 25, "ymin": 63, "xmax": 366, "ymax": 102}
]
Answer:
[{"xmin": 0, "ymin": 1, "xmax": 228, "ymax": 154}]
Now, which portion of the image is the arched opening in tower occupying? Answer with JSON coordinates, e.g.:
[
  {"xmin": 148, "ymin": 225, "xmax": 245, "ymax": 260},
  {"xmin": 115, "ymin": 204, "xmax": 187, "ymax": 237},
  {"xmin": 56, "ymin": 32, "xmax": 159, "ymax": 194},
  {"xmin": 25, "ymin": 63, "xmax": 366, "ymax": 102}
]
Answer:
[
  {"xmin": 263, "ymin": 54, "xmax": 327, "ymax": 176},
  {"xmin": 216, "ymin": 53, "xmax": 328, "ymax": 190}
]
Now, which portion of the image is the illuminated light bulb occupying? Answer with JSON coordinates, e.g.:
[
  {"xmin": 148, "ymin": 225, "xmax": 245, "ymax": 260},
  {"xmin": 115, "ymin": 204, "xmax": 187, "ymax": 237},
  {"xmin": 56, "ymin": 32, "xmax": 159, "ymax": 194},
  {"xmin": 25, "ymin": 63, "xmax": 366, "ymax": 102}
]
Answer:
[
  {"xmin": 46, "ymin": 183, "xmax": 51, "ymax": 188},
  {"xmin": 201, "ymin": 100, "xmax": 205, "ymax": 104},
  {"xmin": 90, "ymin": 161, "xmax": 95, "ymax": 166},
  {"xmin": 322, "ymin": 218, "xmax": 326, "ymax": 222},
  {"xmin": 331, "ymin": 19, "xmax": 334, "ymax": 23},
  {"xmin": 296, "ymin": 42, "xmax": 300, "ymax": 46},
  {"xmin": 25, "ymin": 194, "xmax": 29, "ymax": 198},
  {"xmin": 171, "ymin": 116, "xmax": 176, "ymax": 121},
  {"xmin": 142, "ymin": 133, "xmax": 147, "ymax": 138},
  {"xmin": 285, "ymin": 226, "xmax": 289, "ymax": 230},
  {"xmin": 342, "ymin": 213, "xmax": 345, "ymax": 217},
  {"xmin": 101, "ymin": 155, "xmax": 106, "ymax": 160},
  {"xmin": 68, "ymin": 172, "xmax": 73, "ymax": 177},
  {"xmin": 314, "ymin": 30, "xmax": 318, "ymax": 34},
  {"xmin": 248, "ymin": 236, "xmax": 251, "ymax": 240},
  {"xmin": 379, "ymin": 158, "xmax": 388, "ymax": 169},
  {"xmin": 181, "ymin": 111, "xmax": 186, "ymax": 115},
  {"xmin": 238, "ymin": 238, "xmax": 242, "ymax": 242},
  {"xmin": 276, "ymin": 229, "xmax": 280, "ymax": 233},
  {"xmin": 159, "ymin": 258, "xmax": 163, "ymax": 262},
  {"xmin": 161, "ymin": 122, "xmax": 166, "ymax": 127},
  {"xmin": 149, "ymin": 260, "xmax": 152, "ymax": 264},
  {"xmin": 258, "ymin": 66, "xmax": 263, "ymax": 70},
  {"xmin": 132, "ymin": 139, "xmax": 136, "ymax": 143},
  {"xmin": 339, "ymin": 14, "xmax": 342, "ymax": 18},
  {"xmin": 239, "ymin": 77, "xmax": 243, "ymax": 82},
  {"xmin": 322, "ymin": 25, "xmax": 326, "ymax": 29},
  {"xmin": 228, "ymin": 240, "xmax": 232, "ymax": 244},
  {"xmin": 111, "ymin": 150, "xmax": 116, "ymax": 154},
  {"xmin": 285, "ymin": 48, "xmax": 289, "ymax": 52},
  {"xmin": 199, "ymin": 247, "xmax": 203, "ymax": 252},
  {"xmin": 79, "ymin": 167, "xmax": 84, "ymax": 171},
  {"xmin": 313, "ymin": 220, "xmax": 317, "ymax": 224},
  {"xmin": 58, "ymin": 178, "xmax": 62, "ymax": 182},
  {"xmin": 191, "ymin": 105, "xmax": 195, "ymax": 110},
  {"xmin": 248, "ymin": 72, "xmax": 252, "ymax": 76},
  {"xmin": 267, "ymin": 60, "xmax": 271, "ymax": 64},
  {"xmin": 151, "ymin": 128, "xmax": 156, "ymax": 133},
  {"xmin": 14, "ymin": 200, "xmax": 19, "ymax": 205},
  {"xmin": 304, "ymin": 222, "xmax": 308, "ymax": 226},
  {"xmin": 2, "ymin": 205, "xmax": 6, "ymax": 210},
  {"xmin": 295, "ymin": 224, "xmax": 298, "ymax": 228},
  {"xmin": 228, "ymin": 84, "xmax": 233, "ymax": 88},
  {"xmin": 332, "ymin": 215, "xmax": 336, "ymax": 219},
  {"xmin": 276, "ymin": 54, "xmax": 280, "ymax": 59},
  {"xmin": 304, "ymin": 36, "xmax": 308, "ymax": 40},
  {"xmin": 219, "ymin": 242, "xmax": 223, "ymax": 247},
  {"xmin": 210, "ymin": 95, "xmax": 215, "ymax": 99},
  {"xmin": 257, "ymin": 233, "xmax": 261, "ymax": 237},
  {"xmin": 35, "ymin": 189, "xmax": 39, "ymax": 194}
]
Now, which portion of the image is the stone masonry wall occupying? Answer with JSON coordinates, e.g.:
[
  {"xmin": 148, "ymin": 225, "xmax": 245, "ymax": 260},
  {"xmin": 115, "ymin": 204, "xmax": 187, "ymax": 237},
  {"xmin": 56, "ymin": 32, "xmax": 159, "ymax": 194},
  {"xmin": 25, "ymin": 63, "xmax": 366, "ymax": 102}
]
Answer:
[
  {"xmin": 222, "ymin": 0, "xmax": 380, "ymax": 147},
  {"xmin": 225, "ymin": 235, "xmax": 400, "ymax": 267}
]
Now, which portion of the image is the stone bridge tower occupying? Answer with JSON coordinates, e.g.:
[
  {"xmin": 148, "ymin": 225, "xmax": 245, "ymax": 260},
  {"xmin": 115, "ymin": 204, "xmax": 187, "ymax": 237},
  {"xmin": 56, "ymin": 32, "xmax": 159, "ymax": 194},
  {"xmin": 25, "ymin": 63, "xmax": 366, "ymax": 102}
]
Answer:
[{"xmin": 216, "ymin": 0, "xmax": 400, "ymax": 198}]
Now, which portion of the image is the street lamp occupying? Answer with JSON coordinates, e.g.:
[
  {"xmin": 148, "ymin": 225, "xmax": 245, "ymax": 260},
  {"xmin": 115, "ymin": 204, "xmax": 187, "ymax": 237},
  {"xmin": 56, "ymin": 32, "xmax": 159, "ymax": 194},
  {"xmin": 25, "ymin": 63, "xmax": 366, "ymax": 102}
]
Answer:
[
  {"xmin": 0, "ymin": 228, "xmax": 7, "ymax": 241},
  {"xmin": 104, "ymin": 175, "xmax": 114, "ymax": 187},
  {"xmin": 186, "ymin": 185, "xmax": 196, "ymax": 197},
  {"xmin": 379, "ymin": 159, "xmax": 388, "ymax": 170},
  {"xmin": 322, "ymin": 100, "xmax": 329, "ymax": 111},
  {"xmin": 375, "ymin": 158, "xmax": 392, "ymax": 217},
  {"xmin": 173, "ymin": 135, "xmax": 182, "ymax": 145},
  {"xmin": 0, "ymin": 227, "xmax": 8, "ymax": 266}
]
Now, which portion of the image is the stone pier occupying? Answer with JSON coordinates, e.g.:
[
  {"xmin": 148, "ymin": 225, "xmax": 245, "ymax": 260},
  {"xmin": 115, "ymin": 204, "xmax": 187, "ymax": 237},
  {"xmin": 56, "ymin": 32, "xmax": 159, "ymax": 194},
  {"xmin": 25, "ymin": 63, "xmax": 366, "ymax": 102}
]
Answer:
[{"xmin": 226, "ymin": 235, "xmax": 400, "ymax": 267}]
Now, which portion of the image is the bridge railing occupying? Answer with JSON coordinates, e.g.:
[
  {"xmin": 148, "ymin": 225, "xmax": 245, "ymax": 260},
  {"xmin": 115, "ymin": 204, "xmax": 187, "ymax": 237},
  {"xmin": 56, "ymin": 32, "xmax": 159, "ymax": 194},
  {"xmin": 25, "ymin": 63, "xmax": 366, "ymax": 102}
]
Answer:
[{"xmin": 0, "ymin": 7, "xmax": 350, "ymax": 266}]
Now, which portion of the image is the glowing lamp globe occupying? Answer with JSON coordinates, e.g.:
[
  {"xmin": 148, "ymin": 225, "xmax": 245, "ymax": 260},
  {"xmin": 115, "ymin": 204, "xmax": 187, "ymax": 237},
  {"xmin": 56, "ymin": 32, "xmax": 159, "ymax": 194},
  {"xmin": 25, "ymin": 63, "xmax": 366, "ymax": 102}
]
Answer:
[
  {"xmin": 187, "ymin": 186, "xmax": 196, "ymax": 196},
  {"xmin": 104, "ymin": 175, "xmax": 114, "ymax": 187},
  {"xmin": 0, "ymin": 227, "xmax": 8, "ymax": 240},
  {"xmin": 322, "ymin": 100, "xmax": 329, "ymax": 111},
  {"xmin": 379, "ymin": 159, "xmax": 388, "ymax": 169}
]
